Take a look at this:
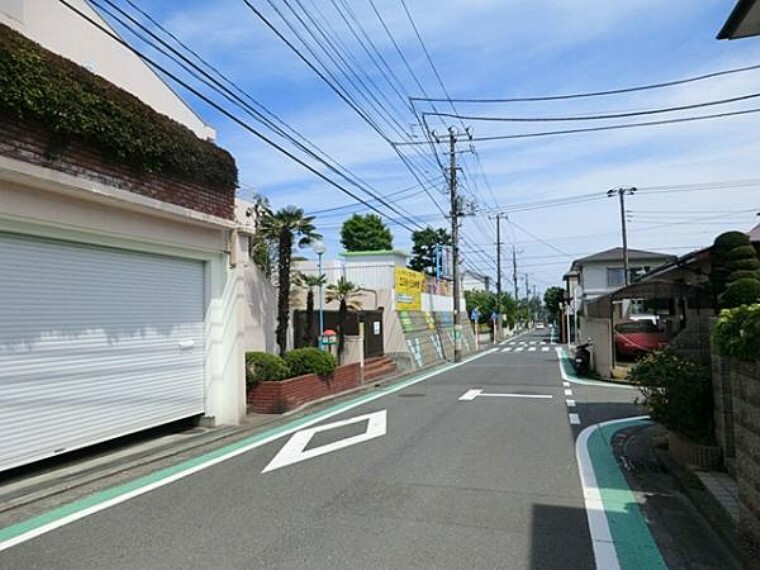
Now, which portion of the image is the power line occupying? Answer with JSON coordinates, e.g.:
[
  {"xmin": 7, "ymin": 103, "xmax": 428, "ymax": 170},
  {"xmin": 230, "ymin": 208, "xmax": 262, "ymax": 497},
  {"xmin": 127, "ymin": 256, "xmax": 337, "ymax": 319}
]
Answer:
[
  {"xmin": 71, "ymin": 0, "xmax": 424, "ymax": 232},
  {"xmin": 97, "ymin": 0, "xmax": 447, "ymax": 233},
  {"xmin": 241, "ymin": 0, "xmax": 450, "ymax": 221},
  {"xmin": 509, "ymin": 220, "xmax": 574, "ymax": 258},
  {"xmin": 393, "ymin": 107, "xmax": 760, "ymax": 145},
  {"xmin": 422, "ymin": 92, "xmax": 760, "ymax": 123},
  {"xmin": 410, "ymin": 62, "xmax": 760, "ymax": 103}
]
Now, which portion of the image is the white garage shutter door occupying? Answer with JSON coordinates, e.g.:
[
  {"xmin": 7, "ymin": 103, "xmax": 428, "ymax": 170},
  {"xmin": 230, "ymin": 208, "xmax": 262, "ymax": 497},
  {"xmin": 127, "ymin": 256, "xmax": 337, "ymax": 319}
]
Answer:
[{"xmin": 0, "ymin": 232, "xmax": 206, "ymax": 472}]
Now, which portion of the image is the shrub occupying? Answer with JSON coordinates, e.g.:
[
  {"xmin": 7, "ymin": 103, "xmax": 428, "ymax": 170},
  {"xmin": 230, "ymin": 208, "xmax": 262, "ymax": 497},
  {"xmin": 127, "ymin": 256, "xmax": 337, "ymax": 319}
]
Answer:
[
  {"xmin": 628, "ymin": 349, "xmax": 714, "ymax": 443},
  {"xmin": 284, "ymin": 348, "xmax": 337, "ymax": 377},
  {"xmin": 714, "ymin": 231, "xmax": 750, "ymax": 251},
  {"xmin": 726, "ymin": 258, "xmax": 760, "ymax": 272},
  {"xmin": 728, "ymin": 270, "xmax": 760, "ymax": 282},
  {"xmin": 726, "ymin": 244, "xmax": 757, "ymax": 260},
  {"xmin": 720, "ymin": 278, "xmax": 760, "ymax": 309},
  {"xmin": 713, "ymin": 304, "xmax": 760, "ymax": 361},
  {"xmin": 245, "ymin": 352, "xmax": 290, "ymax": 386},
  {"xmin": 0, "ymin": 23, "xmax": 237, "ymax": 189}
]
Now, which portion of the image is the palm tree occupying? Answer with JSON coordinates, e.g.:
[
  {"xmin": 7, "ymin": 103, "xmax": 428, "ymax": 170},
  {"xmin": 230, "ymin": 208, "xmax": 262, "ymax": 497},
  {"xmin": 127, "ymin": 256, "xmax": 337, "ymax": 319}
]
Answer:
[
  {"xmin": 325, "ymin": 277, "xmax": 362, "ymax": 355},
  {"xmin": 258, "ymin": 206, "xmax": 320, "ymax": 355},
  {"xmin": 300, "ymin": 272, "xmax": 326, "ymax": 347}
]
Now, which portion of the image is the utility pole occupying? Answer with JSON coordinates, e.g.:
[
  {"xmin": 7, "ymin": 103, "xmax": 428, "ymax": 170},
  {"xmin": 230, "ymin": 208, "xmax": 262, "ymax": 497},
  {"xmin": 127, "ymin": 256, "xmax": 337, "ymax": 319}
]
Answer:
[
  {"xmin": 512, "ymin": 246, "xmax": 518, "ymax": 299},
  {"xmin": 433, "ymin": 126, "xmax": 472, "ymax": 362},
  {"xmin": 524, "ymin": 273, "xmax": 529, "ymax": 301},
  {"xmin": 607, "ymin": 187, "xmax": 637, "ymax": 285},
  {"xmin": 489, "ymin": 213, "xmax": 502, "ymax": 299},
  {"xmin": 449, "ymin": 127, "xmax": 463, "ymax": 362}
]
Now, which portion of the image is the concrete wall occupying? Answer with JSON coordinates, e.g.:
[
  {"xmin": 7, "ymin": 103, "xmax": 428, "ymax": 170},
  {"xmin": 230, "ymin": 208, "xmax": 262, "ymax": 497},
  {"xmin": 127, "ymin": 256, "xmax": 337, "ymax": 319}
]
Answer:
[
  {"xmin": 390, "ymin": 310, "xmax": 476, "ymax": 371},
  {"xmin": 241, "ymin": 262, "xmax": 277, "ymax": 354},
  {"xmin": 712, "ymin": 356, "xmax": 760, "ymax": 553},
  {"xmin": 1, "ymin": 155, "xmax": 246, "ymax": 426},
  {"xmin": 579, "ymin": 317, "xmax": 613, "ymax": 377},
  {"xmin": 0, "ymin": 0, "xmax": 214, "ymax": 139}
]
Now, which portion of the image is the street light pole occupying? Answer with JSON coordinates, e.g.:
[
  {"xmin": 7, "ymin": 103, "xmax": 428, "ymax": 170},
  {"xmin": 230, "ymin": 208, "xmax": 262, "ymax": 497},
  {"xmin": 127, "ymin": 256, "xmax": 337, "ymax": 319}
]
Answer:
[{"xmin": 312, "ymin": 240, "xmax": 327, "ymax": 350}]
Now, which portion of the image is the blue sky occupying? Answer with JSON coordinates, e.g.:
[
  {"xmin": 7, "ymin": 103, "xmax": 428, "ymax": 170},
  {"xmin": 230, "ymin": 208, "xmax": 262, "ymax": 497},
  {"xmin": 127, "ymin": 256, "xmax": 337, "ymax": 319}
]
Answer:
[{"xmin": 97, "ymin": 0, "xmax": 760, "ymax": 292}]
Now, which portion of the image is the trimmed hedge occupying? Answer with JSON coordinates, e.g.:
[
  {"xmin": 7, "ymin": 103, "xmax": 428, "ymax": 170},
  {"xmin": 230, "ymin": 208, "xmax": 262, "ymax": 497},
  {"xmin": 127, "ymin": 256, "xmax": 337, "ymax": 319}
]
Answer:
[
  {"xmin": 629, "ymin": 349, "xmax": 714, "ymax": 443},
  {"xmin": 714, "ymin": 231, "xmax": 750, "ymax": 251},
  {"xmin": 0, "ymin": 23, "xmax": 237, "ymax": 189},
  {"xmin": 713, "ymin": 304, "xmax": 760, "ymax": 362},
  {"xmin": 721, "ymin": 278, "xmax": 760, "ymax": 309},
  {"xmin": 284, "ymin": 348, "xmax": 337, "ymax": 377},
  {"xmin": 245, "ymin": 352, "xmax": 290, "ymax": 386}
]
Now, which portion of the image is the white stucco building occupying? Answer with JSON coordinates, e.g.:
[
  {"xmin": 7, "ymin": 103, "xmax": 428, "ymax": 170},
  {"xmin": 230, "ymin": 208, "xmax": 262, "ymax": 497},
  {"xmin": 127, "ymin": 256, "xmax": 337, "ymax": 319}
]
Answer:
[{"xmin": 0, "ymin": 1, "xmax": 252, "ymax": 472}]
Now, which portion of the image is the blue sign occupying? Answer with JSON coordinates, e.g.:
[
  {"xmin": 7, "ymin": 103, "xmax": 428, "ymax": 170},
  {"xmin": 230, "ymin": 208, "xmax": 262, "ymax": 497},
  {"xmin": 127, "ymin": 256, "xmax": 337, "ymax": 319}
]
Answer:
[{"xmin": 470, "ymin": 308, "xmax": 481, "ymax": 321}]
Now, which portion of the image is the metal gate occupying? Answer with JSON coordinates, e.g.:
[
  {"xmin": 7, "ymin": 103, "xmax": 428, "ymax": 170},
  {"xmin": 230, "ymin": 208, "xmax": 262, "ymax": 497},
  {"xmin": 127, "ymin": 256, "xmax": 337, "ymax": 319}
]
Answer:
[{"xmin": 294, "ymin": 309, "xmax": 384, "ymax": 358}]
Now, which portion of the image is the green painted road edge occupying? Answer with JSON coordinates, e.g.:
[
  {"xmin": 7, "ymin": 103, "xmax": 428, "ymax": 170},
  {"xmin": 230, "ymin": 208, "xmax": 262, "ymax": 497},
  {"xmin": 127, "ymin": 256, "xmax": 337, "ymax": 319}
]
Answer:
[
  {"xmin": 589, "ymin": 417, "xmax": 667, "ymax": 570},
  {"xmin": 0, "ymin": 349, "xmax": 490, "ymax": 549},
  {"xmin": 557, "ymin": 347, "xmax": 637, "ymax": 389}
]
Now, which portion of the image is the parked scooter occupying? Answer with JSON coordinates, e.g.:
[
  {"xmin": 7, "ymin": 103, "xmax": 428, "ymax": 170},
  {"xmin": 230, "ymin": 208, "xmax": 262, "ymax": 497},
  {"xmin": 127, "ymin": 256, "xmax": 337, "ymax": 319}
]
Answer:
[{"xmin": 573, "ymin": 340, "xmax": 593, "ymax": 376}]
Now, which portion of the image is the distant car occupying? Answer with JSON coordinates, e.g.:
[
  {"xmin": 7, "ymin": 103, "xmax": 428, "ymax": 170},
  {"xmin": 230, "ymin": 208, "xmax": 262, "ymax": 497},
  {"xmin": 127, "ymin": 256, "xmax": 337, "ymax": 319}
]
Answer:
[
  {"xmin": 535, "ymin": 323, "xmax": 545, "ymax": 329},
  {"xmin": 614, "ymin": 321, "xmax": 668, "ymax": 358}
]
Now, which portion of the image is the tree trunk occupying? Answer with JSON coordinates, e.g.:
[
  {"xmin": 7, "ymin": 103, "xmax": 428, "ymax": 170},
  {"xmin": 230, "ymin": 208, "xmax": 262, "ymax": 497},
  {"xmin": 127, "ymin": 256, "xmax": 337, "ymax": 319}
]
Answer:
[
  {"xmin": 337, "ymin": 299, "xmax": 347, "ymax": 356},
  {"xmin": 276, "ymin": 229, "xmax": 292, "ymax": 356},
  {"xmin": 304, "ymin": 289, "xmax": 315, "ymax": 347}
]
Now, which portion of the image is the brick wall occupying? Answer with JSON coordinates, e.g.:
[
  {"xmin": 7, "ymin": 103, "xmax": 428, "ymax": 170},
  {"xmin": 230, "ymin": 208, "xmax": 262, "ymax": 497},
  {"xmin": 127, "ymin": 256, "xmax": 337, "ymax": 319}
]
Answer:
[
  {"xmin": 247, "ymin": 362, "xmax": 361, "ymax": 414},
  {"xmin": 0, "ymin": 115, "xmax": 234, "ymax": 219}
]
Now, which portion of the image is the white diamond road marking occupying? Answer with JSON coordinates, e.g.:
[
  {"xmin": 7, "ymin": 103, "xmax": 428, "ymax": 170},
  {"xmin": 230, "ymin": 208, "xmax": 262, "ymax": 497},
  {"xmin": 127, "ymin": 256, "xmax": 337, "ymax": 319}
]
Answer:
[
  {"xmin": 528, "ymin": 347, "xmax": 537, "ymax": 352},
  {"xmin": 565, "ymin": 389, "xmax": 573, "ymax": 396},
  {"xmin": 569, "ymin": 413, "xmax": 581, "ymax": 425},
  {"xmin": 566, "ymin": 399, "xmax": 576, "ymax": 407},
  {"xmin": 262, "ymin": 410, "xmax": 387, "ymax": 473},
  {"xmin": 515, "ymin": 347, "xmax": 525, "ymax": 352},
  {"xmin": 509, "ymin": 341, "xmax": 516, "ymax": 345},
  {"xmin": 542, "ymin": 347, "xmax": 550, "ymax": 352},
  {"xmin": 502, "ymin": 347, "xmax": 513, "ymax": 352},
  {"xmin": 459, "ymin": 389, "xmax": 553, "ymax": 401},
  {"xmin": 530, "ymin": 341, "xmax": 537, "ymax": 345}
]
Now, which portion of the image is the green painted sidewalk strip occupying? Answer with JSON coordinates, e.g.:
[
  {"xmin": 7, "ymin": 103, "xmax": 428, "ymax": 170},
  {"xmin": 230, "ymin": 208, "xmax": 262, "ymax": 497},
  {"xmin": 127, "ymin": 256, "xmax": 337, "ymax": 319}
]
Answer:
[{"xmin": 588, "ymin": 418, "xmax": 667, "ymax": 570}]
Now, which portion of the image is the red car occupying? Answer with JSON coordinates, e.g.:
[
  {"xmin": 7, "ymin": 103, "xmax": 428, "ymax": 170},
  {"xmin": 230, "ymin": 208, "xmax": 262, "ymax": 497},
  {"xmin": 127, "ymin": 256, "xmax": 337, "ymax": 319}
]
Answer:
[{"xmin": 614, "ymin": 321, "xmax": 669, "ymax": 358}]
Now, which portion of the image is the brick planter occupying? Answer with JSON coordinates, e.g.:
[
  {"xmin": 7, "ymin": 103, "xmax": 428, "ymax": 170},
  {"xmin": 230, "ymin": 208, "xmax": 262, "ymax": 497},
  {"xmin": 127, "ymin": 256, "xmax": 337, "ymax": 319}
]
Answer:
[{"xmin": 247, "ymin": 363, "xmax": 360, "ymax": 414}]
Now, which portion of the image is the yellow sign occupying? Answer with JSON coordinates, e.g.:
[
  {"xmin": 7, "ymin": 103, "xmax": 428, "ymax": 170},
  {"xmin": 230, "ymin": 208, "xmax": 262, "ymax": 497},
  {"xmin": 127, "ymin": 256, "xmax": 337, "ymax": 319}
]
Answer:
[{"xmin": 394, "ymin": 267, "xmax": 425, "ymax": 311}]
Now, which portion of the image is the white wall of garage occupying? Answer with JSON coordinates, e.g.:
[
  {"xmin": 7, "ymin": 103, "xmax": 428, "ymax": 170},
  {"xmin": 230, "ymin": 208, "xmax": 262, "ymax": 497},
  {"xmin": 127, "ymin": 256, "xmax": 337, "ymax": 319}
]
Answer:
[{"xmin": 0, "ymin": 156, "xmax": 247, "ymax": 470}]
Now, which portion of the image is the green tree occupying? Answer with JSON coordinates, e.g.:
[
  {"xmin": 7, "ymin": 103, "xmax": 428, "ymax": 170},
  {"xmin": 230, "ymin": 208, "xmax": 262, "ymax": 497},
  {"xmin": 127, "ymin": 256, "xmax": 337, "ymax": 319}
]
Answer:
[
  {"xmin": 340, "ymin": 214, "xmax": 393, "ymax": 251},
  {"xmin": 325, "ymin": 277, "xmax": 363, "ymax": 356},
  {"xmin": 710, "ymin": 231, "xmax": 760, "ymax": 309},
  {"xmin": 408, "ymin": 227, "xmax": 451, "ymax": 276},
  {"xmin": 299, "ymin": 273, "xmax": 326, "ymax": 347},
  {"xmin": 464, "ymin": 291, "xmax": 518, "ymax": 330},
  {"xmin": 258, "ymin": 206, "xmax": 321, "ymax": 356},
  {"xmin": 248, "ymin": 193, "xmax": 277, "ymax": 278},
  {"xmin": 543, "ymin": 286, "xmax": 565, "ymax": 323}
]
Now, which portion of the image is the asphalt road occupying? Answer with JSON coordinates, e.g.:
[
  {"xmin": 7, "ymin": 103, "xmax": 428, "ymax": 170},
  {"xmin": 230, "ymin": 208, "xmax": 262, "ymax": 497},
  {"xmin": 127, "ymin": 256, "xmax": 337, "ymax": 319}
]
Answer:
[{"xmin": 0, "ymin": 329, "xmax": 643, "ymax": 569}]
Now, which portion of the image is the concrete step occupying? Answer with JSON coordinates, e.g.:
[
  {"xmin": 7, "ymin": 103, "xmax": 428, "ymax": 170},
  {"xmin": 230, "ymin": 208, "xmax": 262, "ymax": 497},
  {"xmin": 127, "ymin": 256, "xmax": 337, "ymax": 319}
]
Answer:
[{"xmin": 363, "ymin": 357, "xmax": 397, "ymax": 380}]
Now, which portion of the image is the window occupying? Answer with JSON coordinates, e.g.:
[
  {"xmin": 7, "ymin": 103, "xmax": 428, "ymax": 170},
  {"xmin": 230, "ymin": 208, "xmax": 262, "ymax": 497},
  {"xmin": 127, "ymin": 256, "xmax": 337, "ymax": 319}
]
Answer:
[{"xmin": 607, "ymin": 267, "xmax": 625, "ymax": 287}]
